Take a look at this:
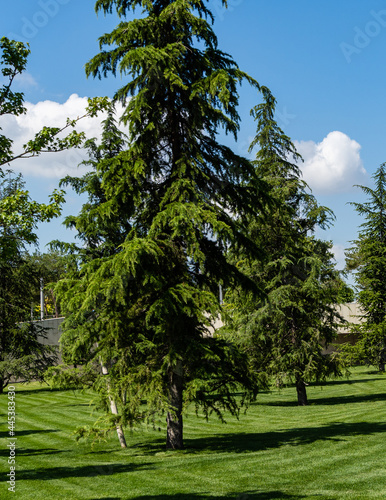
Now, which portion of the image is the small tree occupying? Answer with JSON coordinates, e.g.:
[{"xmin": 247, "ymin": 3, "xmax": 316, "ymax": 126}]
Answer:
[
  {"xmin": 345, "ymin": 164, "xmax": 386, "ymax": 371},
  {"xmin": 224, "ymin": 89, "xmax": 344, "ymax": 405}
]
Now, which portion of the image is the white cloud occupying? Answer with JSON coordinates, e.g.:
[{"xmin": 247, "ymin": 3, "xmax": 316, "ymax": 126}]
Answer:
[
  {"xmin": 295, "ymin": 131, "xmax": 367, "ymax": 194},
  {"xmin": 1, "ymin": 94, "xmax": 121, "ymax": 178}
]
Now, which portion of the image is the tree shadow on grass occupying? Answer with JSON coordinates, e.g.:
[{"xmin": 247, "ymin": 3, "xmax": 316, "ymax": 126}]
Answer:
[
  {"xmin": 312, "ymin": 377, "xmax": 382, "ymax": 387},
  {"xmin": 129, "ymin": 491, "xmax": 306, "ymax": 499},
  {"xmin": 124, "ymin": 421, "xmax": 386, "ymax": 456},
  {"xmin": 132, "ymin": 438, "xmax": 170, "ymax": 455},
  {"xmin": 181, "ymin": 421, "xmax": 386, "ymax": 454},
  {"xmin": 90, "ymin": 498, "xmax": 121, "ymax": 500},
  {"xmin": 0, "ymin": 447, "xmax": 71, "ymax": 458},
  {"xmin": 0, "ymin": 462, "xmax": 154, "ymax": 483},
  {"xmin": 5, "ymin": 385, "xmax": 65, "ymax": 395},
  {"xmin": 309, "ymin": 392, "xmax": 386, "ymax": 406},
  {"xmin": 71, "ymin": 419, "xmax": 386, "ymax": 459},
  {"xmin": 0, "ymin": 429, "xmax": 58, "ymax": 439},
  {"xmin": 259, "ymin": 391, "xmax": 386, "ymax": 407}
]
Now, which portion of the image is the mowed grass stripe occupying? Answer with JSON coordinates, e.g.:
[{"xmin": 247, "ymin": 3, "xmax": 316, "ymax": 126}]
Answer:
[{"xmin": 0, "ymin": 366, "xmax": 385, "ymax": 499}]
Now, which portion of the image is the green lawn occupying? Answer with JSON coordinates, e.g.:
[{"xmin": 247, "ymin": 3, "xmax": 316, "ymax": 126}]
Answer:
[{"xmin": 1, "ymin": 366, "xmax": 385, "ymax": 499}]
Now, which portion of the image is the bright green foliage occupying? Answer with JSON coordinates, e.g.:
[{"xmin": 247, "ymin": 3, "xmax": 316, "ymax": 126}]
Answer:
[
  {"xmin": 0, "ymin": 37, "xmax": 109, "ymax": 244},
  {"xmin": 336, "ymin": 279, "xmax": 355, "ymax": 303},
  {"xmin": 0, "ymin": 173, "xmax": 59, "ymax": 392},
  {"xmin": 51, "ymin": 0, "xmax": 268, "ymax": 449},
  {"xmin": 0, "ymin": 38, "xmax": 29, "ymax": 164},
  {"xmin": 344, "ymin": 164, "xmax": 386, "ymax": 371},
  {"xmin": 0, "ymin": 37, "xmax": 109, "ymax": 165},
  {"xmin": 0, "ymin": 37, "xmax": 109, "ymax": 392},
  {"xmin": 223, "ymin": 88, "xmax": 344, "ymax": 405},
  {"xmin": 0, "ymin": 170, "xmax": 65, "ymax": 261},
  {"xmin": 0, "ymin": 37, "xmax": 65, "ymax": 392}
]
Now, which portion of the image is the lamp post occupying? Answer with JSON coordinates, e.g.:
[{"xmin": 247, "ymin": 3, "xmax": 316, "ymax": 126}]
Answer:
[{"xmin": 40, "ymin": 277, "xmax": 44, "ymax": 321}]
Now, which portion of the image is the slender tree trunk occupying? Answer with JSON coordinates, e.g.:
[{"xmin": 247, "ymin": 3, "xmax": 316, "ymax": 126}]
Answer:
[
  {"xmin": 296, "ymin": 378, "xmax": 308, "ymax": 406},
  {"xmin": 379, "ymin": 343, "xmax": 386, "ymax": 372},
  {"xmin": 100, "ymin": 363, "xmax": 127, "ymax": 448},
  {"xmin": 166, "ymin": 360, "xmax": 184, "ymax": 450}
]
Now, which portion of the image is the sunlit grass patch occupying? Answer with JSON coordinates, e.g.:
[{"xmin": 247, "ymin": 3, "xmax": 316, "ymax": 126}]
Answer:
[{"xmin": 1, "ymin": 367, "xmax": 385, "ymax": 499}]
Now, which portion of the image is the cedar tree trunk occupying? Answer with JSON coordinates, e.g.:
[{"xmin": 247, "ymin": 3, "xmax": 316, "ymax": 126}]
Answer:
[
  {"xmin": 296, "ymin": 377, "xmax": 308, "ymax": 406},
  {"xmin": 379, "ymin": 344, "xmax": 386, "ymax": 372},
  {"xmin": 166, "ymin": 360, "xmax": 184, "ymax": 450}
]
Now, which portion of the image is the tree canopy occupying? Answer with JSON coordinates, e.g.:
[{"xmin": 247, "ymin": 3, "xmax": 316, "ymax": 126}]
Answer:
[{"xmin": 49, "ymin": 0, "xmax": 272, "ymax": 450}]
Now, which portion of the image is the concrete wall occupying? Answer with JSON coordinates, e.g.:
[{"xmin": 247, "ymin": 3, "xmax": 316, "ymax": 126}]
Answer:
[{"xmin": 37, "ymin": 304, "xmax": 363, "ymax": 351}]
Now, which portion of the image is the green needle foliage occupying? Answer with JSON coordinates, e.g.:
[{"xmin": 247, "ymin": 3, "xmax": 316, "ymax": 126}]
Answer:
[
  {"xmin": 223, "ymin": 88, "xmax": 344, "ymax": 406},
  {"xmin": 50, "ymin": 0, "xmax": 270, "ymax": 449},
  {"xmin": 344, "ymin": 163, "xmax": 386, "ymax": 371}
]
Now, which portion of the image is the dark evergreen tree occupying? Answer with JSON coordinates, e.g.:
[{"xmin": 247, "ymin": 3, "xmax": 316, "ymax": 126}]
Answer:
[
  {"xmin": 344, "ymin": 164, "xmax": 386, "ymax": 371},
  {"xmin": 224, "ymin": 88, "xmax": 344, "ymax": 405},
  {"xmin": 52, "ymin": 0, "xmax": 269, "ymax": 449}
]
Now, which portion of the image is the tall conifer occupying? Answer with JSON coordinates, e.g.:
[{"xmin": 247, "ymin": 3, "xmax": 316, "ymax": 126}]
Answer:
[
  {"xmin": 345, "ymin": 164, "xmax": 386, "ymax": 371},
  {"xmin": 54, "ymin": 1, "xmax": 268, "ymax": 449},
  {"xmin": 224, "ymin": 89, "xmax": 344, "ymax": 405}
]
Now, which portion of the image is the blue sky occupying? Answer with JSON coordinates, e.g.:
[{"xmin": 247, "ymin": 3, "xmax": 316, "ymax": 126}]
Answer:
[{"xmin": 2, "ymin": 0, "xmax": 386, "ymax": 279}]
